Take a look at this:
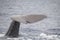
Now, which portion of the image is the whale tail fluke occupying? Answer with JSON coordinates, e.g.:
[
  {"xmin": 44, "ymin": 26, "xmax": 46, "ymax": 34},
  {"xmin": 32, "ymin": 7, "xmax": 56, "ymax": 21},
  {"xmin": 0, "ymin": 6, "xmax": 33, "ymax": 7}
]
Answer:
[{"xmin": 5, "ymin": 14, "xmax": 47, "ymax": 38}]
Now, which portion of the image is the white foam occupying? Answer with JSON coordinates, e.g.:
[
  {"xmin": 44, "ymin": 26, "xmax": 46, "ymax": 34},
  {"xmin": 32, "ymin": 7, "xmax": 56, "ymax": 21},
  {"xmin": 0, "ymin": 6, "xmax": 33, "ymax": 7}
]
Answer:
[
  {"xmin": 39, "ymin": 33, "xmax": 59, "ymax": 40},
  {"xmin": 0, "ymin": 34, "xmax": 4, "ymax": 37},
  {"xmin": 7, "ymin": 38, "xmax": 11, "ymax": 39},
  {"xmin": 0, "ymin": 33, "xmax": 60, "ymax": 40},
  {"xmin": 27, "ymin": 38, "xmax": 32, "ymax": 40}
]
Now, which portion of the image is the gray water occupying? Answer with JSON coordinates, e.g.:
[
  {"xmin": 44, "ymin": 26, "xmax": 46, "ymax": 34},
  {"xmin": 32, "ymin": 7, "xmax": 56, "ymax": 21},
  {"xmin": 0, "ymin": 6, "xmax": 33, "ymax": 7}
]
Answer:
[{"xmin": 0, "ymin": 0, "xmax": 60, "ymax": 40}]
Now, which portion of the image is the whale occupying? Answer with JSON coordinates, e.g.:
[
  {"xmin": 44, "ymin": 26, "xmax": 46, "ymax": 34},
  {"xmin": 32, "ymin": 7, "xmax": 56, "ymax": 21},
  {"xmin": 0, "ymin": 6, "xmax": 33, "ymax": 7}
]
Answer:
[{"xmin": 5, "ymin": 14, "xmax": 47, "ymax": 38}]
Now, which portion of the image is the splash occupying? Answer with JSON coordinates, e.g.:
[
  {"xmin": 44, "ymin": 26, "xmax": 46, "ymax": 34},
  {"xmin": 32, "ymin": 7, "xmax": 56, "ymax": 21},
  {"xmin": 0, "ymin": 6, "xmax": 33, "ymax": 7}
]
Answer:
[
  {"xmin": 0, "ymin": 34, "xmax": 5, "ymax": 37},
  {"xmin": 0, "ymin": 33, "xmax": 60, "ymax": 40}
]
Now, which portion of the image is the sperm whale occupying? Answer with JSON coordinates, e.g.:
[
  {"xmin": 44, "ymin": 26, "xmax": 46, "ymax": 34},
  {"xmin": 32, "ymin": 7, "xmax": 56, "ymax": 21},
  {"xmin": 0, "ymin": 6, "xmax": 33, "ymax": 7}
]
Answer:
[{"xmin": 5, "ymin": 14, "xmax": 47, "ymax": 38}]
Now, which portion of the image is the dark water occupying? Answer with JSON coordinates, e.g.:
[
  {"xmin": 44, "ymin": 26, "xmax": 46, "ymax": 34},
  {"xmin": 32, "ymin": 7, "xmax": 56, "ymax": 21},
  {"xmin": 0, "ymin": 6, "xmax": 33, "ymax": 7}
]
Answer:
[{"xmin": 0, "ymin": 0, "xmax": 60, "ymax": 40}]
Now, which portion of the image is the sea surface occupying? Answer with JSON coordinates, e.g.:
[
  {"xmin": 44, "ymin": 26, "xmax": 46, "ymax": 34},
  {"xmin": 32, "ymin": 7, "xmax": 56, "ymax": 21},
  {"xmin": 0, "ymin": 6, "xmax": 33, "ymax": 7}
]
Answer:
[{"xmin": 0, "ymin": 0, "xmax": 60, "ymax": 40}]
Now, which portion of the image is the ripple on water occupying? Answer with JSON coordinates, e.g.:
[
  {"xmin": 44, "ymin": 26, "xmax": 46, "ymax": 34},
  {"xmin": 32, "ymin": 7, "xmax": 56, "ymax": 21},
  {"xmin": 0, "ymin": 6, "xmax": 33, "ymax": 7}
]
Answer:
[{"xmin": 0, "ymin": 33, "xmax": 60, "ymax": 40}]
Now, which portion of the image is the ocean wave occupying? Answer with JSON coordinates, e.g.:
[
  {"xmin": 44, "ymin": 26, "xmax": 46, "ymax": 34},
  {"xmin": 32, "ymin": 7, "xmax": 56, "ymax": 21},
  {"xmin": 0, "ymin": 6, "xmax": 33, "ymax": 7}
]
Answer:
[{"xmin": 0, "ymin": 33, "xmax": 60, "ymax": 40}]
